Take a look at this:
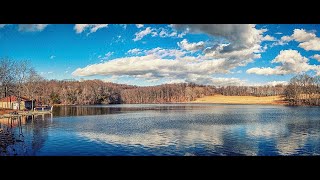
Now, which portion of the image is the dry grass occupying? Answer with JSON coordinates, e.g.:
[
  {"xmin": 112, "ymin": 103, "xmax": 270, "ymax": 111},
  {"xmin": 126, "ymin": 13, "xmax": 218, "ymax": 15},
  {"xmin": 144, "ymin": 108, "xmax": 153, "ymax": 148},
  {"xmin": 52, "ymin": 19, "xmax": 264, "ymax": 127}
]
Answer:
[{"xmin": 191, "ymin": 94, "xmax": 287, "ymax": 105}]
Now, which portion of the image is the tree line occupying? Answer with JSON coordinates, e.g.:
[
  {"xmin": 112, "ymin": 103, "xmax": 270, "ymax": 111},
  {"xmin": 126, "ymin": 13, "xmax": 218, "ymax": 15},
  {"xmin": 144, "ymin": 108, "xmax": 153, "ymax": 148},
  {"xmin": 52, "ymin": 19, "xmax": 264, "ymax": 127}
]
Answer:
[
  {"xmin": 1, "ymin": 58, "xmax": 320, "ymax": 106},
  {"xmin": 284, "ymin": 74, "xmax": 320, "ymax": 106},
  {"xmin": 23, "ymin": 80, "xmax": 216, "ymax": 105},
  {"xmin": 216, "ymin": 85, "xmax": 285, "ymax": 96}
]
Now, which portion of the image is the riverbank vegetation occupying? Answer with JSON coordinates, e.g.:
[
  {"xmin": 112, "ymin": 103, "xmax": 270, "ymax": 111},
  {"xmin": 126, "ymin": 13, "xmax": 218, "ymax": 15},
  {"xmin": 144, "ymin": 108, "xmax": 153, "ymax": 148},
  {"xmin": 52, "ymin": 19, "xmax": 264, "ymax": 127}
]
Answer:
[{"xmin": 284, "ymin": 74, "xmax": 320, "ymax": 106}]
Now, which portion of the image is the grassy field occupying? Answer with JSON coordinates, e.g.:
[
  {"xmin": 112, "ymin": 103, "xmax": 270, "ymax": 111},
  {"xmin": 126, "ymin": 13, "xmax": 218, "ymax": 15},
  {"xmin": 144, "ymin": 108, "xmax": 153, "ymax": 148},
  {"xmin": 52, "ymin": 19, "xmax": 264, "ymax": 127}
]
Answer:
[{"xmin": 191, "ymin": 94, "xmax": 287, "ymax": 105}]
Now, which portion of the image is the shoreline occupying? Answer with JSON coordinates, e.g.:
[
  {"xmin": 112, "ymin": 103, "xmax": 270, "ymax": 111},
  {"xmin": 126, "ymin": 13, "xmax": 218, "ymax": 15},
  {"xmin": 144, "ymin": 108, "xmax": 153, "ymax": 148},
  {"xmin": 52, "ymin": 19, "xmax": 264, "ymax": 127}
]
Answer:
[{"xmin": 47, "ymin": 95, "xmax": 289, "ymax": 106}]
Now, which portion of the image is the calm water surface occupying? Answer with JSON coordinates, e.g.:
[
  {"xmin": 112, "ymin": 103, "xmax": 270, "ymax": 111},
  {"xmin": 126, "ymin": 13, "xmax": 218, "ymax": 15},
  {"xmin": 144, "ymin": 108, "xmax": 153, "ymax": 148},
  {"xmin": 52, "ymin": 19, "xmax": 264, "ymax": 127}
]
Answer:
[{"xmin": 1, "ymin": 104, "xmax": 320, "ymax": 156}]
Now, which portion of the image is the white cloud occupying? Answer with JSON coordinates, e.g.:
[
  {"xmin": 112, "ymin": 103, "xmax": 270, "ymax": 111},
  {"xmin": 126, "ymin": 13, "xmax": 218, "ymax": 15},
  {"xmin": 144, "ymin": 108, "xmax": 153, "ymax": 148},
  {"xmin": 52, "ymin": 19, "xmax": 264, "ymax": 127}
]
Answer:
[
  {"xmin": 204, "ymin": 43, "xmax": 262, "ymax": 72},
  {"xmin": 299, "ymin": 39, "xmax": 320, "ymax": 51},
  {"xmin": 275, "ymin": 32, "xmax": 283, "ymax": 35},
  {"xmin": 166, "ymin": 76, "xmax": 246, "ymax": 86},
  {"xmin": 280, "ymin": 35, "xmax": 292, "ymax": 42},
  {"xmin": 247, "ymin": 50, "xmax": 316, "ymax": 75},
  {"xmin": 266, "ymin": 81, "xmax": 288, "ymax": 86},
  {"xmin": 133, "ymin": 27, "xmax": 152, "ymax": 41},
  {"xmin": 145, "ymin": 47, "xmax": 186, "ymax": 58},
  {"xmin": 72, "ymin": 52, "xmax": 238, "ymax": 85},
  {"xmin": 99, "ymin": 52, "xmax": 114, "ymax": 60},
  {"xmin": 314, "ymin": 67, "xmax": 320, "ymax": 76},
  {"xmin": 90, "ymin": 24, "xmax": 108, "ymax": 33},
  {"xmin": 74, "ymin": 24, "xmax": 108, "ymax": 34},
  {"xmin": 271, "ymin": 50, "xmax": 312, "ymax": 72},
  {"xmin": 50, "ymin": 55, "xmax": 55, "ymax": 59},
  {"xmin": 158, "ymin": 28, "xmax": 180, "ymax": 38},
  {"xmin": 151, "ymin": 31, "xmax": 158, "ymax": 37},
  {"xmin": 127, "ymin": 48, "xmax": 142, "ymax": 55},
  {"xmin": 262, "ymin": 35, "xmax": 276, "ymax": 41},
  {"xmin": 185, "ymin": 75, "xmax": 246, "ymax": 86},
  {"xmin": 0, "ymin": 24, "xmax": 7, "ymax": 28},
  {"xmin": 173, "ymin": 24, "xmax": 265, "ymax": 52},
  {"xmin": 311, "ymin": 54, "xmax": 320, "ymax": 62},
  {"xmin": 272, "ymin": 36, "xmax": 290, "ymax": 46},
  {"xmin": 72, "ymin": 42, "xmax": 259, "ymax": 87},
  {"xmin": 18, "ymin": 24, "xmax": 48, "ymax": 32},
  {"xmin": 173, "ymin": 24, "xmax": 266, "ymax": 72},
  {"xmin": 278, "ymin": 29, "xmax": 320, "ymax": 51},
  {"xmin": 177, "ymin": 30, "xmax": 188, "ymax": 38},
  {"xmin": 72, "ymin": 25, "xmax": 299, "ymax": 85},
  {"xmin": 169, "ymin": 31, "xmax": 177, "ymax": 37},
  {"xmin": 177, "ymin": 39, "xmax": 205, "ymax": 52},
  {"xmin": 73, "ymin": 43, "xmax": 266, "ymax": 86},
  {"xmin": 74, "ymin": 24, "xmax": 89, "ymax": 33},
  {"xmin": 136, "ymin": 24, "xmax": 144, "ymax": 28},
  {"xmin": 159, "ymin": 29, "xmax": 169, "ymax": 37},
  {"xmin": 291, "ymin": 29, "xmax": 316, "ymax": 42},
  {"xmin": 165, "ymin": 79, "xmax": 186, "ymax": 84},
  {"xmin": 247, "ymin": 67, "xmax": 286, "ymax": 75},
  {"xmin": 134, "ymin": 26, "xmax": 186, "ymax": 41}
]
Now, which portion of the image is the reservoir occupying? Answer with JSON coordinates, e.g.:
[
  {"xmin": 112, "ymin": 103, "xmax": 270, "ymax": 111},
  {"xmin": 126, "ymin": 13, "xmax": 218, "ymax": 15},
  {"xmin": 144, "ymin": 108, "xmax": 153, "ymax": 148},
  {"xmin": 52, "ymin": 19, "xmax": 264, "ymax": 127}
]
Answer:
[{"xmin": 1, "ymin": 104, "xmax": 320, "ymax": 156}]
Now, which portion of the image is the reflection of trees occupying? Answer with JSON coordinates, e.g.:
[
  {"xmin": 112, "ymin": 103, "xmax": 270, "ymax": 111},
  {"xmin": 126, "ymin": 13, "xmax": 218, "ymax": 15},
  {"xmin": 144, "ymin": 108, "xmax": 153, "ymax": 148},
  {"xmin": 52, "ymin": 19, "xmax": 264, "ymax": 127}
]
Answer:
[
  {"xmin": 0, "ymin": 115, "xmax": 51, "ymax": 156},
  {"xmin": 23, "ymin": 115, "xmax": 51, "ymax": 155},
  {"xmin": 53, "ymin": 106, "xmax": 123, "ymax": 116},
  {"xmin": 0, "ymin": 117, "xmax": 25, "ymax": 156},
  {"xmin": 53, "ymin": 105, "xmax": 205, "ymax": 117}
]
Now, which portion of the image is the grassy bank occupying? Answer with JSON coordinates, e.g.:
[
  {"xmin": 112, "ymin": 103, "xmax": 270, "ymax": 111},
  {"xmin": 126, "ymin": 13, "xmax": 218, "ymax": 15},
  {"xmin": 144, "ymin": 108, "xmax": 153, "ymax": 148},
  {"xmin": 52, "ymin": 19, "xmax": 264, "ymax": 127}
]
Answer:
[{"xmin": 191, "ymin": 94, "xmax": 287, "ymax": 105}]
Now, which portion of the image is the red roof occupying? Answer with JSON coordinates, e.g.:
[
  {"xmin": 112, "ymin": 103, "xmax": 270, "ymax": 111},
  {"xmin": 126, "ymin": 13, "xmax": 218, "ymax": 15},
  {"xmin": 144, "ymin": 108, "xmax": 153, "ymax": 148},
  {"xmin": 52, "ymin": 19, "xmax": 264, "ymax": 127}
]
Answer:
[{"xmin": 0, "ymin": 96, "xmax": 31, "ymax": 102}]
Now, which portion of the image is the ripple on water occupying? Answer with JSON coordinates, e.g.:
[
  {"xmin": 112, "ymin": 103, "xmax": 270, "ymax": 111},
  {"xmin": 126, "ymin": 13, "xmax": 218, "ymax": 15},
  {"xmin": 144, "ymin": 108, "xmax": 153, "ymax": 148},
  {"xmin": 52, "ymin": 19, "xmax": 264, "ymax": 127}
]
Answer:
[{"xmin": 4, "ymin": 104, "xmax": 320, "ymax": 156}]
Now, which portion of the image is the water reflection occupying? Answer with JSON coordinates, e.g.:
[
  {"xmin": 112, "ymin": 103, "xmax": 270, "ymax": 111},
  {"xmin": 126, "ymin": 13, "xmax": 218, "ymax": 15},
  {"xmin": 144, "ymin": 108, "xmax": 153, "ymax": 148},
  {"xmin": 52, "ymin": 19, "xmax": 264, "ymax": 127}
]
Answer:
[
  {"xmin": 52, "ymin": 104, "xmax": 218, "ymax": 117},
  {"xmin": 2, "ymin": 105, "xmax": 320, "ymax": 156},
  {"xmin": 0, "ymin": 114, "xmax": 52, "ymax": 156},
  {"xmin": 78, "ymin": 124, "xmax": 225, "ymax": 148}
]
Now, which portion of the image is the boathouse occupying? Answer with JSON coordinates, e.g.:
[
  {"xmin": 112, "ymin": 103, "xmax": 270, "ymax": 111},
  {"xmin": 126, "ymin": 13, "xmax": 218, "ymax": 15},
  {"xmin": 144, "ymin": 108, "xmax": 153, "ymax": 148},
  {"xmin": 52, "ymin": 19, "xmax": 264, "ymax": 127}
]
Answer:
[{"xmin": 0, "ymin": 96, "xmax": 35, "ymax": 110}]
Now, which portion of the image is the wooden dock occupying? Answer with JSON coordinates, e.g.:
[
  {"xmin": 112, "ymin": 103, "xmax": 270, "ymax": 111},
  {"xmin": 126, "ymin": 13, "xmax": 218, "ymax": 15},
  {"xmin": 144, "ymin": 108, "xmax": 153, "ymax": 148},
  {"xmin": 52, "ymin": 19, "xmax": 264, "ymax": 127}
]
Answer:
[{"xmin": 0, "ymin": 111, "xmax": 52, "ymax": 118}]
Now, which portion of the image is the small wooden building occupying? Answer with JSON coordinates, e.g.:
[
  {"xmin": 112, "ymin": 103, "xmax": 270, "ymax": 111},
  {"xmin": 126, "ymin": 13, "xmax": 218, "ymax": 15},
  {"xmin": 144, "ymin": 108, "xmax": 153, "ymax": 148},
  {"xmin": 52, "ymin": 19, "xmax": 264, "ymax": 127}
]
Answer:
[{"xmin": 0, "ymin": 96, "xmax": 35, "ymax": 110}]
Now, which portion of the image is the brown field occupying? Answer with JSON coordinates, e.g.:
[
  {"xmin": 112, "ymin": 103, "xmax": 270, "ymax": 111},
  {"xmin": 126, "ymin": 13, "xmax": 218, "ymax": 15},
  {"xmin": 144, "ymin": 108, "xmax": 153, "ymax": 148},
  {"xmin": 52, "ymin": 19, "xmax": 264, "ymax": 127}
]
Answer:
[{"xmin": 191, "ymin": 94, "xmax": 287, "ymax": 105}]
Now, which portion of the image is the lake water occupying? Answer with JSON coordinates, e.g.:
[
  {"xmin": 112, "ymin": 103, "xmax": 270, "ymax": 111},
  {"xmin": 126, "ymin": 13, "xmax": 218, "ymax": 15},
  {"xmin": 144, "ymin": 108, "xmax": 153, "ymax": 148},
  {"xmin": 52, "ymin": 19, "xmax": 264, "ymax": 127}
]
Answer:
[{"xmin": 1, "ymin": 104, "xmax": 320, "ymax": 156}]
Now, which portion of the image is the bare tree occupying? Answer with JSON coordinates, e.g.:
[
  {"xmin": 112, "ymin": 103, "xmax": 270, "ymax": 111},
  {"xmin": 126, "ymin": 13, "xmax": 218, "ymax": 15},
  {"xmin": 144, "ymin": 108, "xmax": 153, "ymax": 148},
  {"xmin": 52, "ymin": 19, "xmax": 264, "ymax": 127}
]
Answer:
[
  {"xmin": 285, "ymin": 74, "xmax": 320, "ymax": 106},
  {"xmin": 23, "ymin": 68, "xmax": 44, "ymax": 110},
  {"xmin": 0, "ymin": 58, "xmax": 16, "ymax": 98}
]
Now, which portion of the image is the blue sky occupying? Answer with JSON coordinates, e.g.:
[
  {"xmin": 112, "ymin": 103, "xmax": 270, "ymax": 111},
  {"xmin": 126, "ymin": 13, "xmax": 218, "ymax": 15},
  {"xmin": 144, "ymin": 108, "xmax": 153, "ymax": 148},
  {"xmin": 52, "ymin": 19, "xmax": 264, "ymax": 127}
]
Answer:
[{"xmin": 0, "ymin": 24, "xmax": 320, "ymax": 86}]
